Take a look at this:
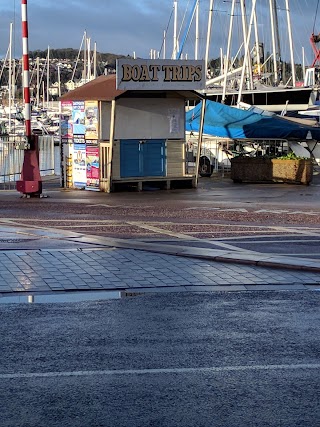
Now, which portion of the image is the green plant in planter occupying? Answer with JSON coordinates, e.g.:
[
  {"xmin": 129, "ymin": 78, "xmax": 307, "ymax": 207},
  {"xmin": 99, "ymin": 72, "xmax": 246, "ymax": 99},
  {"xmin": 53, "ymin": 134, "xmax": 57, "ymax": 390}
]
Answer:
[
  {"xmin": 230, "ymin": 151, "xmax": 313, "ymax": 184},
  {"xmin": 276, "ymin": 152, "xmax": 309, "ymax": 160}
]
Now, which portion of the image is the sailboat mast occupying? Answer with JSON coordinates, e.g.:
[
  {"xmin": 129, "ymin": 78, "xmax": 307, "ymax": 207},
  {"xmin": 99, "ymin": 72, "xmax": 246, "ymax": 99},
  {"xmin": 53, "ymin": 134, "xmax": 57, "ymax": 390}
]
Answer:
[
  {"xmin": 222, "ymin": 0, "xmax": 236, "ymax": 102},
  {"xmin": 83, "ymin": 30, "xmax": 87, "ymax": 82},
  {"xmin": 237, "ymin": 0, "xmax": 257, "ymax": 105},
  {"xmin": 240, "ymin": 0, "xmax": 253, "ymax": 90},
  {"xmin": 71, "ymin": 31, "xmax": 85, "ymax": 83},
  {"xmin": 269, "ymin": 0, "xmax": 279, "ymax": 84},
  {"xmin": 176, "ymin": 0, "xmax": 199, "ymax": 59},
  {"xmin": 172, "ymin": 1, "xmax": 178, "ymax": 58},
  {"xmin": 195, "ymin": 0, "xmax": 199, "ymax": 60},
  {"xmin": 12, "ymin": 58, "xmax": 16, "ymax": 105},
  {"xmin": 273, "ymin": 0, "xmax": 282, "ymax": 67},
  {"xmin": 36, "ymin": 56, "xmax": 40, "ymax": 107},
  {"xmin": 46, "ymin": 46, "xmax": 50, "ymax": 108},
  {"xmin": 220, "ymin": 48, "xmax": 223, "ymax": 76},
  {"xmin": 204, "ymin": 0, "xmax": 215, "ymax": 78},
  {"xmin": 302, "ymin": 46, "xmax": 306, "ymax": 82},
  {"xmin": 253, "ymin": 8, "xmax": 261, "ymax": 77},
  {"xmin": 93, "ymin": 42, "xmax": 97, "ymax": 79},
  {"xmin": 8, "ymin": 23, "xmax": 13, "ymax": 133},
  {"xmin": 87, "ymin": 37, "xmax": 91, "ymax": 81},
  {"xmin": 285, "ymin": 0, "xmax": 296, "ymax": 87},
  {"xmin": 58, "ymin": 65, "xmax": 61, "ymax": 98}
]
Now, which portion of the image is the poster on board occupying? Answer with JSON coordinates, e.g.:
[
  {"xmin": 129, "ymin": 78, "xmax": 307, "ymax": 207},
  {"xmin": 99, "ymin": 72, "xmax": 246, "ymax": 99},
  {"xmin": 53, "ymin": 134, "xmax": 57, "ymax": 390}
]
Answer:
[
  {"xmin": 73, "ymin": 137, "xmax": 86, "ymax": 188},
  {"xmin": 85, "ymin": 101, "xmax": 99, "ymax": 140},
  {"xmin": 168, "ymin": 108, "xmax": 181, "ymax": 134},
  {"xmin": 72, "ymin": 101, "xmax": 86, "ymax": 135},
  {"xmin": 86, "ymin": 145, "xmax": 100, "ymax": 191},
  {"xmin": 61, "ymin": 101, "xmax": 73, "ymax": 139}
]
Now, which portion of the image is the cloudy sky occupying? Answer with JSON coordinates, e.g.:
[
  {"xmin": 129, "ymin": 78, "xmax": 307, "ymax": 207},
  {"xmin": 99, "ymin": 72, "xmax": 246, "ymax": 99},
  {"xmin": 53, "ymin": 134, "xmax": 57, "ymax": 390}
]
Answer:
[{"xmin": 0, "ymin": 0, "xmax": 318, "ymax": 65}]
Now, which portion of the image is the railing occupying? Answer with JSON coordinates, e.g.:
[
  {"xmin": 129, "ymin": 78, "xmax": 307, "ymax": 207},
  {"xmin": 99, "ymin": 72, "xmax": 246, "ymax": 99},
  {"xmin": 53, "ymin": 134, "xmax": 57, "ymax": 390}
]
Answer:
[{"xmin": 0, "ymin": 135, "xmax": 59, "ymax": 189}]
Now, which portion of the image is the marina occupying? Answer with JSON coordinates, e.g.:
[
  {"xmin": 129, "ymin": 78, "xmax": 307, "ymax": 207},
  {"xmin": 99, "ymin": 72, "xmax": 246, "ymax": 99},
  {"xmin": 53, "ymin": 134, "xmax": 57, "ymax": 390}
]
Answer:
[
  {"xmin": 1, "ymin": 1, "xmax": 320, "ymax": 193},
  {"xmin": 0, "ymin": 135, "xmax": 59, "ymax": 189}
]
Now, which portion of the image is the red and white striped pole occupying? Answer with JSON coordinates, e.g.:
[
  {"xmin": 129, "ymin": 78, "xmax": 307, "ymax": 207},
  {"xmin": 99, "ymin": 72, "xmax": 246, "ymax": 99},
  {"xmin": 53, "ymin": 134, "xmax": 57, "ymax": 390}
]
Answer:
[
  {"xmin": 21, "ymin": 0, "xmax": 31, "ymax": 139},
  {"xmin": 16, "ymin": 0, "xmax": 42, "ymax": 196}
]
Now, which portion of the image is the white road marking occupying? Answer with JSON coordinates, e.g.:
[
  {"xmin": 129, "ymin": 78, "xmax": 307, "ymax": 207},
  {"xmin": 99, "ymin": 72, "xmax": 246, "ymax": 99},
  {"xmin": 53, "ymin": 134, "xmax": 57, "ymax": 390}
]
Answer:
[
  {"xmin": 127, "ymin": 222, "xmax": 258, "ymax": 253},
  {"xmin": 1, "ymin": 364, "xmax": 320, "ymax": 379},
  {"xmin": 272, "ymin": 227, "xmax": 320, "ymax": 237},
  {"xmin": 204, "ymin": 241, "xmax": 258, "ymax": 252},
  {"xmin": 1, "ymin": 220, "xmax": 320, "ymax": 243},
  {"xmin": 1, "ymin": 218, "xmax": 320, "ymax": 229},
  {"xmin": 287, "ymin": 211, "xmax": 319, "ymax": 216},
  {"xmin": 209, "ymin": 235, "xmax": 320, "ymax": 241},
  {"xmin": 184, "ymin": 207, "xmax": 320, "ymax": 216},
  {"xmin": 184, "ymin": 207, "xmax": 247, "ymax": 212},
  {"xmin": 0, "ymin": 218, "xmax": 124, "ymax": 224},
  {"xmin": 86, "ymin": 204, "xmax": 153, "ymax": 209},
  {"xmin": 255, "ymin": 209, "xmax": 291, "ymax": 214},
  {"xmin": 86, "ymin": 204, "xmax": 118, "ymax": 207},
  {"xmin": 127, "ymin": 222, "xmax": 192, "ymax": 240}
]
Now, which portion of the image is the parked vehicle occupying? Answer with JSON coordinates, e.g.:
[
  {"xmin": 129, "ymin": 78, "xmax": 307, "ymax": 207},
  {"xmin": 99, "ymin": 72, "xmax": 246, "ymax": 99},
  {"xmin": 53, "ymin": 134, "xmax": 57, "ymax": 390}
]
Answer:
[{"xmin": 186, "ymin": 134, "xmax": 232, "ymax": 177}]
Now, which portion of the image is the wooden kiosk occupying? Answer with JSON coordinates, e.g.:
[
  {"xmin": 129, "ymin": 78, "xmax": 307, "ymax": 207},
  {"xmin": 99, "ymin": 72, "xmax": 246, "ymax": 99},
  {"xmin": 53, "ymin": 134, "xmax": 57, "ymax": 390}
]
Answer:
[{"xmin": 59, "ymin": 59, "xmax": 205, "ymax": 192}]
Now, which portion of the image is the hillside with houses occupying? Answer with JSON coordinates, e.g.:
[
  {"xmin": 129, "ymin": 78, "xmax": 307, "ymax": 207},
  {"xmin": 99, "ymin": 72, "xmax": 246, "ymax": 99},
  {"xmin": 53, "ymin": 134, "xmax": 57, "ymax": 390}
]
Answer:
[{"xmin": 0, "ymin": 48, "xmax": 129, "ymax": 106}]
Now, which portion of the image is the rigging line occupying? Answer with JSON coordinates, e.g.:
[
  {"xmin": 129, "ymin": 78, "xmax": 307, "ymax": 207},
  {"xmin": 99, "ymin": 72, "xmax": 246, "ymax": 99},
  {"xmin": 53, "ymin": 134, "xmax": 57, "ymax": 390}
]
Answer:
[
  {"xmin": 313, "ymin": 0, "xmax": 320, "ymax": 34},
  {"xmin": 13, "ymin": 0, "xmax": 16, "ymax": 60},
  {"xmin": 178, "ymin": 0, "xmax": 191, "ymax": 41},
  {"xmin": 158, "ymin": 7, "xmax": 174, "ymax": 57}
]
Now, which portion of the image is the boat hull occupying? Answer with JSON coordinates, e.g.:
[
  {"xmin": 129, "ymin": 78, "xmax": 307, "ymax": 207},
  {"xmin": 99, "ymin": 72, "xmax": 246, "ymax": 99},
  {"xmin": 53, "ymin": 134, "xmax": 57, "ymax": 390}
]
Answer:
[{"xmin": 202, "ymin": 87, "xmax": 316, "ymax": 113}]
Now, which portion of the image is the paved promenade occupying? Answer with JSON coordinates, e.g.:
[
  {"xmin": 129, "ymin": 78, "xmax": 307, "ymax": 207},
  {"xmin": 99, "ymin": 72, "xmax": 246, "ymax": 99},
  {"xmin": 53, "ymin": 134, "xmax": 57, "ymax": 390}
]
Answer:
[
  {"xmin": 0, "ymin": 224, "xmax": 319, "ymax": 299},
  {"xmin": 0, "ymin": 173, "xmax": 320, "ymax": 300}
]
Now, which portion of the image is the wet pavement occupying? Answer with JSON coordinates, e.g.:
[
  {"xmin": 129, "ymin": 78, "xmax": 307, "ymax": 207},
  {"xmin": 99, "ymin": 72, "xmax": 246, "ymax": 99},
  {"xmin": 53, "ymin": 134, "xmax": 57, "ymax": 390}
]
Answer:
[
  {"xmin": 0, "ymin": 224, "xmax": 319, "ymax": 300},
  {"xmin": 0, "ymin": 174, "xmax": 319, "ymax": 300}
]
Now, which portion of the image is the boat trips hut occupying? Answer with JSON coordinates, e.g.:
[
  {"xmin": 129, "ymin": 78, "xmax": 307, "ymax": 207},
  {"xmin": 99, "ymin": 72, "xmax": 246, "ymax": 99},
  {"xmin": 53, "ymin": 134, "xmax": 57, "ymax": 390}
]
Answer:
[{"xmin": 59, "ymin": 58, "xmax": 205, "ymax": 192}]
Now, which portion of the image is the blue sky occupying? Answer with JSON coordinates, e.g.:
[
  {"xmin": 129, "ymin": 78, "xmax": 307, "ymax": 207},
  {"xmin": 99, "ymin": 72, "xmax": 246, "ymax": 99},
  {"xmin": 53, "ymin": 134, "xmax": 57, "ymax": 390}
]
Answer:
[{"xmin": 0, "ymin": 0, "xmax": 318, "ymax": 65}]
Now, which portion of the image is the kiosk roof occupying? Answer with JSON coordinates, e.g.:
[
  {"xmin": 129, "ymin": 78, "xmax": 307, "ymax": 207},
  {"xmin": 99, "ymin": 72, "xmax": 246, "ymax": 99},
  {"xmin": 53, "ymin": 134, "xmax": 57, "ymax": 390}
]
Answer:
[{"xmin": 60, "ymin": 74, "xmax": 203, "ymax": 102}]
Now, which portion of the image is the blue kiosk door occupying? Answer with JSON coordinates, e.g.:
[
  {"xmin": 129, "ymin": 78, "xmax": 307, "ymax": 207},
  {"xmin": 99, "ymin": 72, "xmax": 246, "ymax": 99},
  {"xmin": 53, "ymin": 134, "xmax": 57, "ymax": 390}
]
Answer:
[
  {"xmin": 120, "ymin": 140, "xmax": 166, "ymax": 178},
  {"xmin": 120, "ymin": 140, "xmax": 141, "ymax": 177}
]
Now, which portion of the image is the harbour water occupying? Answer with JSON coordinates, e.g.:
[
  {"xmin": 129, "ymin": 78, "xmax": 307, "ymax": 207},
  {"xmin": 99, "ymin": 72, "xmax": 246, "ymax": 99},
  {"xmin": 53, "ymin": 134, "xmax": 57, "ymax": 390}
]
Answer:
[{"xmin": 0, "ymin": 135, "xmax": 59, "ymax": 187}]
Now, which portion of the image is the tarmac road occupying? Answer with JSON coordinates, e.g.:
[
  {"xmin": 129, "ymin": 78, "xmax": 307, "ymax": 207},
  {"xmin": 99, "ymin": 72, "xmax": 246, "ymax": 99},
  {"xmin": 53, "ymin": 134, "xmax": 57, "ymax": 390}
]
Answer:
[{"xmin": 1, "ymin": 291, "xmax": 320, "ymax": 427}]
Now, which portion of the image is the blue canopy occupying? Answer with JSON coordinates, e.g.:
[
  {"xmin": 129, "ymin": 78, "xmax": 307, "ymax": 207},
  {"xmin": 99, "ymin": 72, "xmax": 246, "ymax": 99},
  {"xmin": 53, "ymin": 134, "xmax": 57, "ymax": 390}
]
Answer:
[{"xmin": 186, "ymin": 100, "xmax": 320, "ymax": 140}]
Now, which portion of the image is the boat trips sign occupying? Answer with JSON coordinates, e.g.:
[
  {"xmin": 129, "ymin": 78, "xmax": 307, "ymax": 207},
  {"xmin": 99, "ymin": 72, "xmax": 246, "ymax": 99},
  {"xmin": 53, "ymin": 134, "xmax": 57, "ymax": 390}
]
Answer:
[{"xmin": 116, "ymin": 59, "xmax": 205, "ymax": 90}]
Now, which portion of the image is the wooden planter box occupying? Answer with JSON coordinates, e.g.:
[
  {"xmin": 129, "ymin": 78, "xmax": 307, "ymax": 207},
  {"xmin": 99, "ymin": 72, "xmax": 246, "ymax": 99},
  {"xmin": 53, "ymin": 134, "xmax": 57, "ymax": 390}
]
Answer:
[{"xmin": 231, "ymin": 157, "xmax": 313, "ymax": 185}]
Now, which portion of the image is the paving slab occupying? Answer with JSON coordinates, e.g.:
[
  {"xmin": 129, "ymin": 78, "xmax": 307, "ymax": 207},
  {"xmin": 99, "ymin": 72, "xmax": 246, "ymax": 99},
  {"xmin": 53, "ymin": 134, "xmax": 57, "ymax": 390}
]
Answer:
[
  {"xmin": 0, "ymin": 220, "xmax": 320, "ymax": 299},
  {"xmin": 0, "ymin": 247, "xmax": 318, "ymax": 299}
]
